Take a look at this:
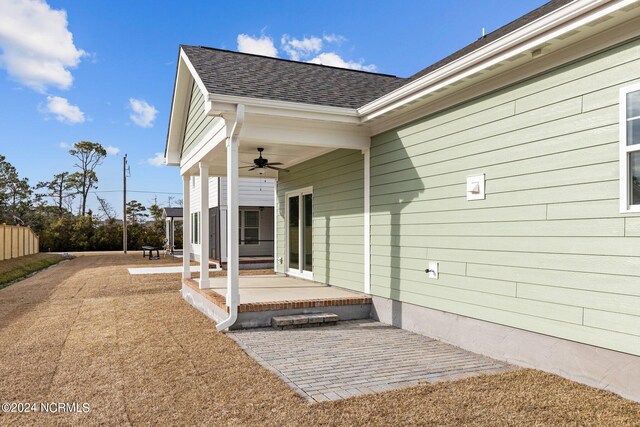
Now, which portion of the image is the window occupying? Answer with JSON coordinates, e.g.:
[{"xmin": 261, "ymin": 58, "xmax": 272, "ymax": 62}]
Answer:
[
  {"xmin": 621, "ymin": 84, "xmax": 640, "ymax": 212},
  {"xmin": 191, "ymin": 212, "xmax": 200, "ymax": 244},
  {"xmin": 240, "ymin": 210, "xmax": 259, "ymax": 245}
]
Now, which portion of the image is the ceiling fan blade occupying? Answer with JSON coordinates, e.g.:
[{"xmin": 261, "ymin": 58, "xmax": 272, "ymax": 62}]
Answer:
[
  {"xmin": 239, "ymin": 165, "xmax": 256, "ymax": 169},
  {"xmin": 266, "ymin": 165, "xmax": 289, "ymax": 172},
  {"xmin": 267, "ymin": 162, "xmax": 283, "ymax": 166},
  {"xmin": 248, "ymin": 167, "xmax": 256, "ymax": 171}
]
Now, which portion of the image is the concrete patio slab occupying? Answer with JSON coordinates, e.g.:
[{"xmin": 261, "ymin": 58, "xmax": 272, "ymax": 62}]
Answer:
[
  {"xmin": 128, "ymin": 265, "xmax": 221, "ymax": 275},
  {"xmin": 206, "ymin": 275, "xmax": 363, "ymax": 304},
  {"xmin": 229, "ymin": 319, "xmax": 515, "ymax": 402},
  {"xmin": 181, "ymin": 276, "xmax": 372, "ymax": 328}
]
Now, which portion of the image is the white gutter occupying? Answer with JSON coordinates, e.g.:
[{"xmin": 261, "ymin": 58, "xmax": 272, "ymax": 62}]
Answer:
[
  {"xmin": 358, "ymin": 0, "xmax": 636, "ymax": 122},
  {"xmin": 216, "ymin": 104, "xmax": 245, "ymax": 332}
]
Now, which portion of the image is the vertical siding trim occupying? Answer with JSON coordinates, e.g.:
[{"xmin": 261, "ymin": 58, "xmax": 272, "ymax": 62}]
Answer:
[
  {"xmin": 619, "ymin": 82, "xmax": 640, "ymax": 213},
  {"xmin": 274, "ymin": 178, "xmax": 278, "ymax": 272},
  {"xmin": 364, "ymin": 148, "xmax": 371, "ymax": 294},
  {"xmin": 620, "ymin": 85, "xmax": 628, "ymax": 213}
]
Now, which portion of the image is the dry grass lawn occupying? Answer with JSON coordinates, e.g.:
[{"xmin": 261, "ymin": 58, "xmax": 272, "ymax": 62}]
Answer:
[{"xmin": 0, "ymin": 253, "xmax": 638, "ymax": 426}]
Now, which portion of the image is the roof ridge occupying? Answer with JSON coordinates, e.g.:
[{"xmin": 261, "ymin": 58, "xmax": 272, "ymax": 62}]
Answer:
[{"xmin": 181, "ymin": 44, "xmax": 403, "ymax": 79}]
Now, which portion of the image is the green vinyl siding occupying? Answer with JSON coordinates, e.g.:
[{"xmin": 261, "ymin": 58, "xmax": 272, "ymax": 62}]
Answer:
[
  {"xmin": 276, "ymin": 149, "xmax": 364, "ymax": 292},
  {"xmin": 181, "ymin": 81, "xmax": 218, "ymax": 157},
  {"xmin": 370, "ymin": 37, "xmax": 640, "ymax": 357}
]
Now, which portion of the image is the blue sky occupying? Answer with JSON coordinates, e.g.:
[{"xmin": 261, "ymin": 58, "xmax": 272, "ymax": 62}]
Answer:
[{"xmin": 0, "ymin": 0, "xmax": 546, "ymax": 217}]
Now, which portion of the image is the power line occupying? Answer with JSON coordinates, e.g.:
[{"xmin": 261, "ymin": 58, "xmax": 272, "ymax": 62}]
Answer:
[{"xmin": 89, "ymin": 190, "xmax": 182, "ymax": 195}]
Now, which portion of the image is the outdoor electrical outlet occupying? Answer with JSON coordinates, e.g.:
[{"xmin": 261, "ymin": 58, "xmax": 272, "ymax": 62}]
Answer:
[{"xmin": 425, "ymin": 262, "xmax": 439, "ymax": 279}]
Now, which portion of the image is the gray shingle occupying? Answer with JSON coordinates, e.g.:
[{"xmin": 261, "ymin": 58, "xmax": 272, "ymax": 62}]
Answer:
[
  {"xmin": 162, "ymin": 207, "xmax": 182, "ymax": 218},
  {"xmin": 177, "ymin": 1, "xmax": 575, "ymax": 111},
  {"xmin": 181, "ymin": 45, "xmax": 406, "ymax": 109}
]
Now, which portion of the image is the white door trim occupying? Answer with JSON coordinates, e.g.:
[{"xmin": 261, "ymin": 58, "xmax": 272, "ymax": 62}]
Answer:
[{"xmin": 285, "ymin": 186, "xmax": 313, "ymax": 280}]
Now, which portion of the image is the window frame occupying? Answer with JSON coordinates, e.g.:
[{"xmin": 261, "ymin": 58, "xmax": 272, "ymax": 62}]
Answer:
[
  {"xmin": 620, "ymin": 83, "xmax": 640, "ymax": 213},
  {"xmin": 239, "ymin": 209, "xmax": 260, "ymax": 245},
  {"xmin": 191, "ymin": 211, "xmax": 200, "ymax": 244}
]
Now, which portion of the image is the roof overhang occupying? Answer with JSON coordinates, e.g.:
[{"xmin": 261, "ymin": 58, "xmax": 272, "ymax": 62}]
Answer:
[
  {"xmin": 165, "ymin": 50, "xmax": 197, "ymax": 166},
  {"xmin": 165, "ymin": 0, "xmax": 640, "ymax": 170},
  {"xmin": 205, "ymin": 93, "xmax": 361, "ymax": 124},
  {"xmin": 164, "ymin": 47, "xmax": 367, "ymax": 171},
  {"xmin": 358, "ymin": 0, "xmax": 640, "ymax": 130}
]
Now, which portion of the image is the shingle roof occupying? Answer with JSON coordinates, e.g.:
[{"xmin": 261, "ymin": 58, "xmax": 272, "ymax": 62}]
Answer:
[
  {"xmin": 179, "ymin": 0, "xmax": 575, "ymax": 110},
  {"xmin": 181, "ymin": 45, "xmax": 406, "ymax": 109},
  {"xmin": 162, "ymin": 207, "xmax": 183, "ymax": 218}
]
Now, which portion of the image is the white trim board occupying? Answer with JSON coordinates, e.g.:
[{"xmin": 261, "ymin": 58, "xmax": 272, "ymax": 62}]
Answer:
[
  {"xmin": 128, "ymin": 265, "xmax": 222, "ymax": 275},
  {"xmin": 619, "ymin": 82, "xmax": 640, "ymax": 213}
]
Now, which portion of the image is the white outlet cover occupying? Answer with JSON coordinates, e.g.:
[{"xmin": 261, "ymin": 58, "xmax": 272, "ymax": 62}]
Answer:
[
  {"xmin": 467, "ymin": 174, "xmax": 486, "ymax": 200},
  {"xmin": 427, "ymin": 261, "xmax": 439, "ymax": 279}
]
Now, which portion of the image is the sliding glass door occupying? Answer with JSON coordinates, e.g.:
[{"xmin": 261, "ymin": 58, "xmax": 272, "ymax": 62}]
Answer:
[
  {"xmin": 286, "ymin": 188, "xmax": 313, "ymax": 279},
  {"xmin": 288, "ymin": 195, "xmax": 300, "ymax": 270}
]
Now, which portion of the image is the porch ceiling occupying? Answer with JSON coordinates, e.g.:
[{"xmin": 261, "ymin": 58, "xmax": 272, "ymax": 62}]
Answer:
[
  {"xmin": 188, "ymin": 140, "xmax": 333, "ymax": 178},
  {"xmin": 180, "ymin": 112, "xmax": 369, "ymax": 177}
]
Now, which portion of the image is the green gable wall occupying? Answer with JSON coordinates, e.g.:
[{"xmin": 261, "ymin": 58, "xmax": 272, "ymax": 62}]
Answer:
[
  {"xmin": 182, "ymin": 82, "xmax": 218, "ymax": 157},
  {"xmin": 370, "ymin": 37, "xmax": 640, "ymax": 357},
  {"xmin": 276, "ymin": 149, "xmax": 364, "ymax": 292}
]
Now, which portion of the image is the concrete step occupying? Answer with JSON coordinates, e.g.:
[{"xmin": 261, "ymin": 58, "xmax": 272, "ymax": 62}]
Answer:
[{"xmin": 272, "ymin": 313, "xmax": 339, "ymax": 329}]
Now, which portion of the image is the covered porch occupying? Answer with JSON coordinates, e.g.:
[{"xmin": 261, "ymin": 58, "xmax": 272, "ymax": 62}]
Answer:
[
  {"xmin": 175, "ymin": 107, "xmax": 372, "ymax": 330},
  {"xmin": 161, "ymin": 207, "xmax": 182, "ymax": 254},
  {"xmin": 165, "ymin": 47, "xmax": 379, "ymax": 331},
  {"xmin": 176, "ymin": 107, "xmax": 375, "ymax": 331},
  {"xmin": 181, "ymin": 275, "xmax": 372, "ymax": 329}
]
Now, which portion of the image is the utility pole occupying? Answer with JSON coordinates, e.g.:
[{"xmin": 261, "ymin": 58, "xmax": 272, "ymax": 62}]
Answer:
[{"xmin": 123, "ymin": 154, "xmax": 128, "ymax": 253}]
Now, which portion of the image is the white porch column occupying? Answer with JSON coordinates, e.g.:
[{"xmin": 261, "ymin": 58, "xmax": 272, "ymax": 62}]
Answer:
[
  {"xmin": 363, "ymin": 148, "xmax": 371, "ymax": 294},
  {"xmin": 226, "ymin": 136, "xmax": 240, "ymax": 308},
  {"xmin": 182, "ymin": 175, "xmax": 191, "ymax": 279},
  {"xmin": 171, "ymin": 218, "xmax": 175, "ymax": 248},
  {"xmin": 165, "ymin": 220, "xmax": 170, "ymax": 245},
  {"xmin": 199, "ymin": 163, "xmax": 210, "ymax": 289}
]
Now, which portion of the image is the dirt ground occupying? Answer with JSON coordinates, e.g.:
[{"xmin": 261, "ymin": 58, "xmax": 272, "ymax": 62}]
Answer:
[{"xmin": 0, "ymin": 253, "xmax": 638, "ymax": 426}]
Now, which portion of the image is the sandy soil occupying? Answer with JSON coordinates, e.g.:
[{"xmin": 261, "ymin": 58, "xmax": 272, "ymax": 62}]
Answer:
[{"xmin": 0, "ymin": 253, "xmax": 638, "ymax": 426}]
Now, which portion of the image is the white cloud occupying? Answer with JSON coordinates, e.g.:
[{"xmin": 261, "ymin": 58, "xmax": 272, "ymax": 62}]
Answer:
[
  {"xmin": 236, "ymin": 31, "xmax": 376, "ymax": 72},
  {"xmin": 308, "ymin": 52, "xmax": 377, "ymax": 72},
  {"xmin": 129, "ymin": 98, "xmax": 158, "ymax": 128},
  {"xmin": 41, "ymin": 95, "xmax": 85, "ymax": 124},
  {"xmin": 281, "ymin": 35, "xmax": 322, "ymax": 61},
  {"xmin": 323, "ymin": 34, "xmax": 347, "ymax": 44},
  {"xmin": 58, "ymin": 141, "xmax": 69, "ymax": 148},
  {"xmin": 0, "ymin": 0, "xmax": 85, "ymax": 92},
  {"xmin": 105, "ymin": 145, "xmax": 120, "ymax": 156},
  {"xmin": 147, "ymin": 153, "xmax": 165, "ymax": 167},
  {"xmin": 237, "ymin": 34, "xmax": 278, "ymax": 57}
]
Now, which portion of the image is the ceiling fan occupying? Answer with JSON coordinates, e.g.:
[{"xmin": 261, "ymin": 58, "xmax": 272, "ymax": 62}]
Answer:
[{"xmin": 240, "ymin": 147, "xmax": 289, "ymax": 172}]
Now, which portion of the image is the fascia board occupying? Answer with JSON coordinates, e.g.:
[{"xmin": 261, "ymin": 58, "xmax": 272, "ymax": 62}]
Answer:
[
  {"xmin": 206, "ymin": 93, "xmax": 361, "ymax": 124},
  {"xmin": 358, "ymin": 0, "xmax": 634, "ymax": 121}
]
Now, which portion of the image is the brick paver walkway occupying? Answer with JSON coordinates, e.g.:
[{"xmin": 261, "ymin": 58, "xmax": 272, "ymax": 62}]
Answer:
[{"xmin": 229, "ymin": 319, "xmax": 515, "ymax": 402}]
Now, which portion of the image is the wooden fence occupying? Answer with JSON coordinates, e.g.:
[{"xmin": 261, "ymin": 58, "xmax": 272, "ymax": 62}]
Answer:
[{"xmin": 0, "ymin": 224, "xmax": 39, "ymax": 261}]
